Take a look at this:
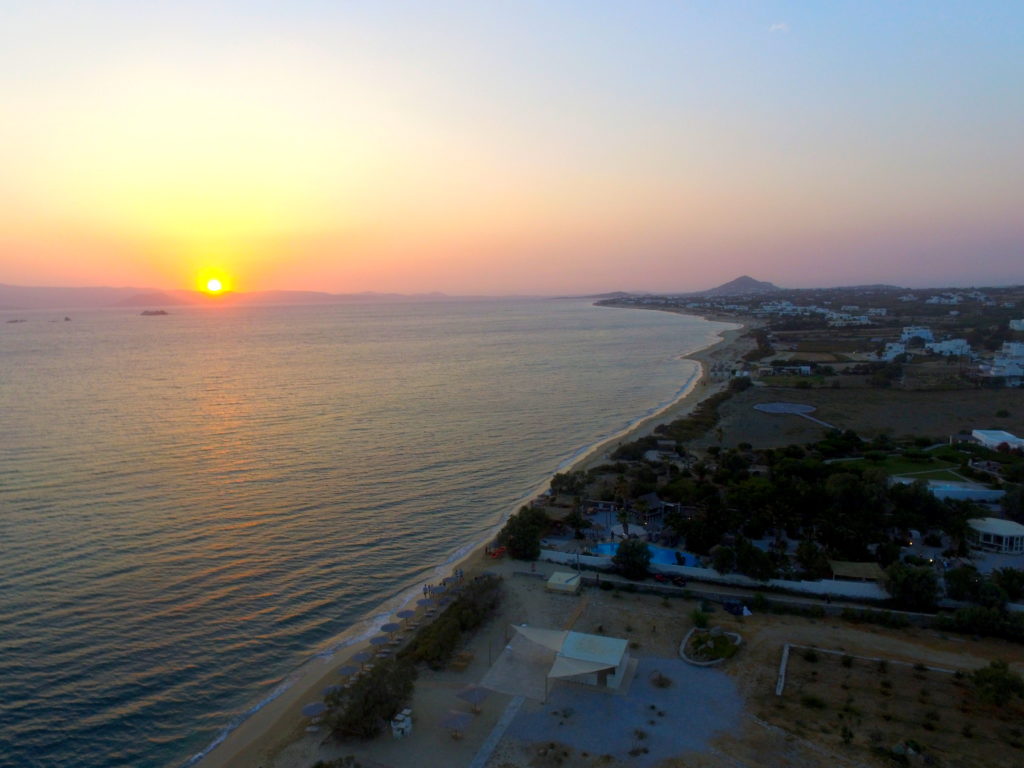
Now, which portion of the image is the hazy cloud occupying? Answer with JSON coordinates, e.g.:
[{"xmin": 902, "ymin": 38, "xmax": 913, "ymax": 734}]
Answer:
[{"xmin": 769, "ymin": 22, "xmax": 789, "ymax": 33}]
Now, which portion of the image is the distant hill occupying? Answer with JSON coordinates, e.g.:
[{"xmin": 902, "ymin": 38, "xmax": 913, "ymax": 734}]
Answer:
[
  {"xmin": 698, "ymin": 276, "xmax": 781, "ymax": 297},
  {"xmin": 550, "ymin": 291, "xmax": 638, "ymax": 300},
  {"xmin": 0, "ymin": 283, "xmax": 519, "ymax": 310},
  {"xmin": 111, "ymin": 291, "xmax": 190, "ymax": 307}
]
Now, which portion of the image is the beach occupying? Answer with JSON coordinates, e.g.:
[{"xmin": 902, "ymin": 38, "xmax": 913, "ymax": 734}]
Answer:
[{"xmin": 199, "ymin": 312, "xmax": 753, "ymax": 768}]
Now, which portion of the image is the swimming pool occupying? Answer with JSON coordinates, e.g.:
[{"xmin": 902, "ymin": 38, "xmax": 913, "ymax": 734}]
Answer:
[{"xmin": 592, "ymin": 541, "xmax": 700, "ymax": 567}]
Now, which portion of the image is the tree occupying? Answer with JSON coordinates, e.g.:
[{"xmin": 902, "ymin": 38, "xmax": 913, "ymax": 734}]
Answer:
[
  {"xmin": 992, "ymin": 568, "xmax": 1024, "ymax": 602},
  {"xmin": 972, "ymin": 660, "xmax": 1024, "ymax": 706},
  {"xmin": 795, "ymin": 539, "xmax": 831, "ymax": 580},
  {"xmin": 885, "ymin": 562, "xmax": 939, "ymax": 611},
  {"xmin": 565, "ymin": 497, "xmax": 590, "ymax": 540},
  {"xmin": 944, "ymin": 565, "xmax": 982, "ymax": 601},
  {"xmin": 616, "ymin": 508, "xmax": 630, "ymax": 537},
  {"xmin": 612, "ymin": 537, "xmax": 651, "ymax": 580},
  {"xmin": 496, "ymin": 506, "xmax": 549, "ymax": 560},
  {"xmin": 712, "ymin": 545, "xmax": 736, "ymax": 574}
]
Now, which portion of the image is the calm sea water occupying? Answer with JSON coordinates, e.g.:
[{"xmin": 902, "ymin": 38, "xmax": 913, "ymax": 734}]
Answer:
[{"xmin": 0, "ymin": 299, "xmax": 723, "ymax": 768}]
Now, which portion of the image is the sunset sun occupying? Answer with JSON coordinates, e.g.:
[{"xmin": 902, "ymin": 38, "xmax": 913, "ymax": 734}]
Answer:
[{"xmin": 206, "ymin": 278, "xmax": 223, "ymax": 293}]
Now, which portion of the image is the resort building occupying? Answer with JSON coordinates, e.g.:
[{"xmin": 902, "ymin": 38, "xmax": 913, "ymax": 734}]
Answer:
[
  {"xmin": 968, "ymin": 518, "xmax": 1024, "ymax": 555},
  {"xmin": 972, "ymin": 429, "xmax": 1024, "ymax": 451}
]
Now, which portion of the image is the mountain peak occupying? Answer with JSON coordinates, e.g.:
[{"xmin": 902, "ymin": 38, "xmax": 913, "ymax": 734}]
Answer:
[{"xmin": 700, "ymin": 275, "xmax": 781, "ymax": 297}]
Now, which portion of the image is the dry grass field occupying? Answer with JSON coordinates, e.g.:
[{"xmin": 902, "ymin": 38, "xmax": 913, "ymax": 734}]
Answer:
[
  {"xmin": 699, "ymin": 385, "xmax": 1024, "ymax": 450},
  {"xmin": 767, "ymin": 646, "xmax": 1024, "ymax": 767}
]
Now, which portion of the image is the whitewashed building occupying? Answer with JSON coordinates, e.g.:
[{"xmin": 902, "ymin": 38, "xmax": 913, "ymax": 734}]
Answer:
[
  {"xmin": 925, "ymin": 338, "xmax": 971, "ymax": 357},
  {"xmin": 901, "ymin": 326, "xmax": 934, "ymax": 343}
]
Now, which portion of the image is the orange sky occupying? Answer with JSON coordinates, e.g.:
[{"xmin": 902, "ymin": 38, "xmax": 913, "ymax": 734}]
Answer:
[{"xmin": 2, "ymin": 3, "xmax": 1022, "ymax": 294}]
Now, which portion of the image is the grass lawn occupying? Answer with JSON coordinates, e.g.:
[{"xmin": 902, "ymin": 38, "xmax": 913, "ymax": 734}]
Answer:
[{"xmin": 844, "ymin": 456, "xmax": 957, "ymax": 476}]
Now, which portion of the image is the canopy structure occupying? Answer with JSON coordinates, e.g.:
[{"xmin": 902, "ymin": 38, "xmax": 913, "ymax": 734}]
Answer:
[{"xmin": 481, "ymin": 625, "xmax": 632, "ymax": 700}]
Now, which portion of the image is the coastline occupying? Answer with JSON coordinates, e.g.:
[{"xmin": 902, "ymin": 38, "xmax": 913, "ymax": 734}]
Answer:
[{"xmin": 197, "ymin": 309, "xmax": 751, "ymax": 768}]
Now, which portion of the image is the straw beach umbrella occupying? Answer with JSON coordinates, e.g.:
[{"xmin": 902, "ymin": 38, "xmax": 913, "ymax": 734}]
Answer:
[
  {"xmin": 396, "ymin": 609, "xmax": 415, "ymax": 620},
  {"xmin": 369, "ymin": 635, "xmax": 389, "ymax": 648},
  {"xmin": 456, "ymin": 684, "xmax": 489, "ymax": 713},
  {"xmin": 381, "ymin": 622, "xmax": 401, "ymax": 635},
  {"xmin": 440, "ymin": 710, "xmax": 473, "ymax": 738},
  {"xmin": 337, "ymin": 665, "xmax": 357, "ymax": 678},
  {"xmin": 302, "ymin": 702, "xmax": 327, "ymax": 719},
  {"xmin": 353, "ymin": 651, "xmax": 372, "ymax": 666}
]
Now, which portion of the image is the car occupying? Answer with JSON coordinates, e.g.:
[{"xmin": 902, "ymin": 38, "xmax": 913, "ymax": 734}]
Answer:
[
  {"xmin": 653, "ymin": 573, "xmax": 668, "ymax": 583},
  {"xmin": 671, "ymin": 575, "xmax": 687, "ymax": 587},
  {"xmin": 722, "ymin": 600, "xmax": 745, "ymax": 616}
]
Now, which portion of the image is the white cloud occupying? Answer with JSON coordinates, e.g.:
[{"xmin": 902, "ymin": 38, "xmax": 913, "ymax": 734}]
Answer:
[{"xmin": 768, "ymin": 22, "xmax": 789, "ymax": 33}]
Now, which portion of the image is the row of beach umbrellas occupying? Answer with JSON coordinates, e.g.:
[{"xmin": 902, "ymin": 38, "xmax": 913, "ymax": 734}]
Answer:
[{"xmin": 306, "ymin": 598, "xmax": 454, "ymax": 722}]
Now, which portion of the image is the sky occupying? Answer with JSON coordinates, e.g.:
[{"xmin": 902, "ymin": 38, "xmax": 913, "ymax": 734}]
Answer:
[{"xmin": 1, "ymin": 1, "xmax": 1022, "ymax": 295}]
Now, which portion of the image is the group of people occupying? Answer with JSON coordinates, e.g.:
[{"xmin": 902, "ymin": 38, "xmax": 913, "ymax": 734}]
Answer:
[{"xmin": 421, "ymin": 568, "xmax": 465, "ymax": 598}]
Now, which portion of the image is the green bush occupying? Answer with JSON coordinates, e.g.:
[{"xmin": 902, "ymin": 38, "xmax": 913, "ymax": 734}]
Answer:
[
  {"xmin": 328, "ymin": 658, "xmax": 417, "ymax": 740},
  {"xmin": 400, "ymin": 575, "xmax": 502, "ymax": 669}
]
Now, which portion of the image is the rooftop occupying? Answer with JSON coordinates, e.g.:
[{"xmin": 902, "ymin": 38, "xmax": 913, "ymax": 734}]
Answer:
[{"xmin": 969, "ymin": 517, "xmax": 1024, "ymax": 537}]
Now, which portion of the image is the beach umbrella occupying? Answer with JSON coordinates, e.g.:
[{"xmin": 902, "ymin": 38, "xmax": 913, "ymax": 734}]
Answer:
[
  {"xmin": 337, "ymin": 665, "xmax": 357, "ymax": 678},
  {"xmin": 353, "ymin": 651, "xmax": 372, "ymax": 665},
  {"xmin": 381, "ymin": 622, "xmax": 401, "ymax": 634},
  {"xmin": 456, "ymin": 684, "xmax": 489, "ymax": 712},
  {"xmin": 370, "ymin": 635, "xmax": 389, "ymax": 647},
  {"xmin": 429, "ymin": 584, "xmax": 447, "ymax": 596},
  {"xmin": 302, "ymin": 702, "xmax": 327, "ymax": 718},
  {"xmin": 396, "ymin": 609, "xmax": 415, "ymax": 620},
  {"xmin": 440, "ymin": 710, "xmax": 474, "ymax": 737},
  {"xmin": 323, "ymin": 684, "xmax": 340, "ymax": 696},
  {"xmin": 416, "ymin": 598, "xmax": 432, "ymax": 607},
  {"xmin": 438, "ymin": 597, "xmax": 452, "ymax": 607}
]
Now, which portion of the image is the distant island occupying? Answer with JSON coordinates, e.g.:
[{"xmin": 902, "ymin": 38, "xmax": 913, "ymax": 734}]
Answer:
[{"xmin": 140, "ymin": 309, "xmax": 169, "ymax": 316}]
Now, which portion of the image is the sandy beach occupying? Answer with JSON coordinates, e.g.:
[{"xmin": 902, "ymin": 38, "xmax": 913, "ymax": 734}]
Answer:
[{"xmin": 199, "ymin": 313, "xmax": 754, "ymax": 768}]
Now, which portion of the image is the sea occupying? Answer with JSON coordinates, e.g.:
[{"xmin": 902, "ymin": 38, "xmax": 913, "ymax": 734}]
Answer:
[{"xmin": 0, "ymin": 299, "xmax": 725, "ymax": 768}]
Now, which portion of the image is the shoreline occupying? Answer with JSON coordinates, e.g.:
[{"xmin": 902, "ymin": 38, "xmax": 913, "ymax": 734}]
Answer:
[{"xmin": 196, "ymin": 309, "xmax": 751, "ymax": 768}]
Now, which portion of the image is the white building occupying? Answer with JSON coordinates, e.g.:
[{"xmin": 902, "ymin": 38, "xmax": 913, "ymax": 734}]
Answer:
[
  {"xmin": 972, "ymin": 429, "xmax": 1024, "ymax": 450},
  {"xmin": 1001, "ymin": 341, "xmax": 1024, "ymax": 359},
  {"xmin": 1009, "ymin": 319, "xmax": 1024, "ymax": 331},
  {"xmin": 968, "ymin": 518, "xmax": 1024, "ymax": 555},
  {"xmin": 880, "ymin": 342, "xmax": 906, "ymax": 361},
  {"xmin": 925, "ymin": 338, "xmax": 971, "ymax": 357},
  {"xmin": 901, "ymin": 326, "xmax": 934, "ymax": 343},
  {"xmin": 867, "ymin": 307, "xmax": 888, "ymax": 316}
]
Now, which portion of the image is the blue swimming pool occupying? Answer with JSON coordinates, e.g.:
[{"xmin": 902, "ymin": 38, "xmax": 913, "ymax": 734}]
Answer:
[{"xmin": 592, "ymin": 541, "xmax": 700, "ymax": 567}]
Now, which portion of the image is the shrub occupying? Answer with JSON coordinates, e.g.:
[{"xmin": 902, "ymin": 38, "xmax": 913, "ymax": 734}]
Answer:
[
  {"xmin": 612, "ymin": 538, "xmax": 651, "ymax": 580},
  {"xmin": 690, "ymin": 609, "xmax": 709, "ymax": 629},
  {"xmin": 400, "ymin": 575, "xmax": 502, "ymax": 669},
  {"xmin": 328, "ymin": 658, "xmax": 417, "ymax": 740}
]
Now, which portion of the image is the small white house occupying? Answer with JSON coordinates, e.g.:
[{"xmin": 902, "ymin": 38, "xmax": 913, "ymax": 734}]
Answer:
[
  {"xmin": 1010, "ymin": 319, "xmax": 1024, "ymax": 332},
  {"xmin": 880, "ymin": 342, "xmax": 906, "ymax": 361},
  {"xmin": 901, "ymin": 326, "xmax": 934, "ymax": 343},
  {"xmin": 1001, "ymin": 341, "xmax": 1024, "ymax": 359},
  {"xmin": 925, "ymin": 338, "xmax": 971, "ymax": 357},
  {"xmin": 968, "ymin": 518, "xmax": 1024, "ymax": 555}
]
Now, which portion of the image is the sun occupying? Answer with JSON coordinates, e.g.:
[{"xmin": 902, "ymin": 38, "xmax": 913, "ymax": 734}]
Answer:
[{"xmin": 206, "ymin": 278, "xmax": 223, "ymax": 293}]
